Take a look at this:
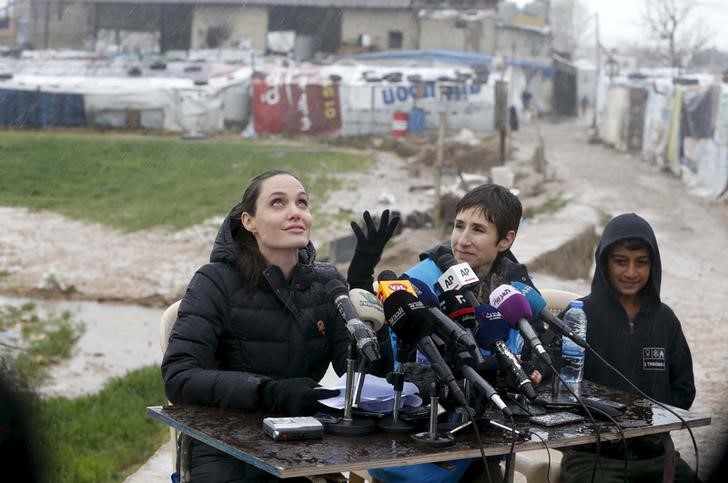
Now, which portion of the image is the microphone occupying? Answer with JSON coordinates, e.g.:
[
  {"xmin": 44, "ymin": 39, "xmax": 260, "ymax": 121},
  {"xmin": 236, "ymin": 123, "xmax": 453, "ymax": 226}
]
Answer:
[
  {"xmin": 510, "ymin": 282, "xmax": 589, "ymax": 349},
  {"xmin": 326, "ymin": 279, "xmax": 381, "ymax": 363},
  {"xmin": 382, "ymin": 290, "xmax": 468, "ymax": 408},
  {"xmin": 376, "ymin": 270, "xmax": 418, "ymax": 302},
  {"xmin": 439, "ymin": 289, "xmax": 478, "ymax": 332},
  {"xmin": 434, "ymin": 253, "xmax": 480, "ymax": 308},
  {"xmin": 474, "ymin": 305, "xmax": 537, "ymax": 400},
  {"xmin": 489, "ymin": 284, "xmax": 552, "ymax": 366},
  {"xmin": 408, "ymin": 277, "xmax": 479, "ymax": 357},
  {"xmin": 403, "ymin": 257, "xmax": 443, "ymax": 289},
  {"xmin": 348, "ymin": 288, "xmax": 386, "ymax": 333},
  {"xmin": 457, "ymin": 362, "xmax": 512, "ymax": 416}
]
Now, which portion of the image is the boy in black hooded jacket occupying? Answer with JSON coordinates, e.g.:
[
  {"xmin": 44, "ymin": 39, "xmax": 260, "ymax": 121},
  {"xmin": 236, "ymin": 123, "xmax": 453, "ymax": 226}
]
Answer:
[{"xmin": 561, "ymin": 213, "xmax": 697, "ymax": 482}]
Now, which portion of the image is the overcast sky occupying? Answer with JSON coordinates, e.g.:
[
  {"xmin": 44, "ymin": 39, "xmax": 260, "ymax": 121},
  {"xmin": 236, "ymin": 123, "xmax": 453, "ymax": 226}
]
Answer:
[
  {"xmin": 550, "ymin": 0, "xmax": 728, "ymax": 52},
  {"xmin": 586, "ymin": 0, "xmax": 728, "ymax": 51}
]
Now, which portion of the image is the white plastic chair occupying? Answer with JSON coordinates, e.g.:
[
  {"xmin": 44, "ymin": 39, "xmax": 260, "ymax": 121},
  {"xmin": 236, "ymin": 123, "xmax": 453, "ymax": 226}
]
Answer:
[
  {"xmin": 159, "ymin": 300, "xmax": 182, "ymax": 474},
  {"xmin": 514, "ymin": 289, "xmax": 581, "ymax": 483}
]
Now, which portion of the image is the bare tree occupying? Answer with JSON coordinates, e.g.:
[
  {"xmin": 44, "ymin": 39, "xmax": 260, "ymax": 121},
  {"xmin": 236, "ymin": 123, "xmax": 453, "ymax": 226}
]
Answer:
[
  {"xmin": 550, "ymin": 0, "xmax": 592, "ymax": 57},
  {"xmin": 641, "ymin": 0, "xmax": 712, "ymax": 68}
]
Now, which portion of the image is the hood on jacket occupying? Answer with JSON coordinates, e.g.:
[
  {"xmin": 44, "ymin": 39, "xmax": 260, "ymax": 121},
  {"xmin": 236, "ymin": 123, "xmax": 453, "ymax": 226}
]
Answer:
[
  {"xmin": 209, "ymin": 207, "xmax": 317, "ymax": 268},
  {"xmin": 592, "ymin": 213, "xmax": 662, "ymax": 308}
]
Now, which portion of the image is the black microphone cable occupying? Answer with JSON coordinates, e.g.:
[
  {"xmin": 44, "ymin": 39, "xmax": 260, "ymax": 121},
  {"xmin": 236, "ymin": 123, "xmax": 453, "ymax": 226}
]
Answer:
[
  {"xmin": 527, "ymin": 430, "xmax": 553, "ymax": 483},
  {"xmin": 585, "ymin": 403, "xmax": 629, "ymax": 483},
  {"xmin": 589, "ymin": 349, "xmax": 700, "ymax": 483},
  {"xmin": 465, "ymin": 405, "xmax": 494, "ymax": 483},
  {"xmin": 545, "ymin": 363, "xmax": 602, "ymax": 483},
  {"xmin": 505, "ymin": 413, "xmax": 518, "ymax": 483}
]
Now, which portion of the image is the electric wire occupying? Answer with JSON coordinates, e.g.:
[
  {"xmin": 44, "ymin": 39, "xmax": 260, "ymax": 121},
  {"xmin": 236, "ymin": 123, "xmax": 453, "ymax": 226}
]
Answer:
[{"xmin": 590, "ymin": 349, "xmax": 700, "ymax": 483}]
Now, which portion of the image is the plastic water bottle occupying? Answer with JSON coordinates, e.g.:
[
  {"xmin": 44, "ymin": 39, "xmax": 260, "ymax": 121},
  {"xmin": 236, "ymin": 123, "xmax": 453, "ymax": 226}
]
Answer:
[{"xmin": 560, "ymin": 300, "xmax": 588, "ymax": 384}]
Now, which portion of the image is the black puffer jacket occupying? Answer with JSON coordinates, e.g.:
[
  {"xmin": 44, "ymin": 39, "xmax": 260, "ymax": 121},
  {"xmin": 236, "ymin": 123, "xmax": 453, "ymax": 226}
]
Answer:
[{"xmin": 161, "ymin": 215, "xmax": 350, "ymax": 411}]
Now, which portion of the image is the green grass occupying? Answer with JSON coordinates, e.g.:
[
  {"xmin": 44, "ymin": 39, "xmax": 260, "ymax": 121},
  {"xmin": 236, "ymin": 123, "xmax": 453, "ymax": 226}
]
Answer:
[
  {"xmin": 0, "ymin": 303, "xmax": 85, "ymax": 387},
  {"xmin": 0, "ymin": 304, "xmax": 164, "ymax": 482},
  {"xmin": 36, "ymin": 365, "xmax": 169, "ymax": 483},
  {"xmin": 0, "ymin": 131, "xmax": 373, "ymax": 231}
]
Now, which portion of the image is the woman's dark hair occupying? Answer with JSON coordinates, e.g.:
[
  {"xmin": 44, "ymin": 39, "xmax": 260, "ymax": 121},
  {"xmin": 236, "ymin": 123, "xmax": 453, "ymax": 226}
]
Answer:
[
  {"xmin": 228, "ymin": 170, "xmax": 302, "ymax": 288},
  {"xmin": 455, "ymin": 183, "xmax": 522, "ymax": 242}
]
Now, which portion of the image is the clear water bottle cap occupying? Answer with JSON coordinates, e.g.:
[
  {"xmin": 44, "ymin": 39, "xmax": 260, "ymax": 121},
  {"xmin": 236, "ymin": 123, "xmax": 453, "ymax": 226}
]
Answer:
[{"xmin": 569, "ymin": 300, "xmax": 584, "ymax": 309}]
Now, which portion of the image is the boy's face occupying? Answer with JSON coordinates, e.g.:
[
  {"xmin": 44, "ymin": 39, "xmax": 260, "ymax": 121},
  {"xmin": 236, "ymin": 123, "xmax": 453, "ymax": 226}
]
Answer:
[
  {"xmin": 606, "ymin": 244, "xmax": 651, "ymax": 298},
  {"xmin": 451, "ymin": 207, "xmax": 515, "ymax": 279}
]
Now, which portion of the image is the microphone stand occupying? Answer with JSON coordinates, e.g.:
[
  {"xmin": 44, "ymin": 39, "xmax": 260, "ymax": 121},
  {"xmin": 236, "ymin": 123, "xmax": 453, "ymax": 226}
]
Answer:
[
  {"xmin": 324, "ymin": 343, "xmax": 375, "ymax": 436},
  {"xmin": 378, "ymin": 345, "xmax": 415, "ymax": 433},
  {"xmin": 448, "ymin": 416, "xmax": 525, "ymax": 438},
  {"xmin": 352, "ymin": 357, "xmax": 367, "ymax": 407},
  {"xmin": 411, "ymin": 381, "xmax": 454, "ymax": 447}
]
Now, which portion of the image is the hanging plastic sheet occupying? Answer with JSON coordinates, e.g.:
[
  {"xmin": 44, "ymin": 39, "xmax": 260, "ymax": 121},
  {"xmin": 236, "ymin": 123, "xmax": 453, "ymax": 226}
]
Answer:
[
  {"xmin": 666, "ymin": 88, "xmax": 684, "ymax": 176},
  {"xmin": 642, "ymin": 82, "xmax": 673, "ymax": 168},
  {"xmin": 682, "ymin": 139, "xmax": 728, "ymax": 198},
  {"xmin": 715, "ymin": 84, "xmax": 728, "ymax": 146},
  {"xmin": 682, "ymin": 84, "xmax": 719, "ymax": 139},
  {"xmin": 0, "ymin": 89, "xmax": 85, "ymax": 127},
  {"xmin": 604, "ymin": 85, "xmax": 629, "ymax": 150}
]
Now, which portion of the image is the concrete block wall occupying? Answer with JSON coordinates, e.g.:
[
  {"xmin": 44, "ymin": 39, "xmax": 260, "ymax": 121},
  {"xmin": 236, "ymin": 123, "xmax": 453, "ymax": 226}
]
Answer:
[
  {"xmin": 418, "ymin": 16, "xmax": 496, "ymax": 53},
  {"xmin": 191, "ymin": 5, "xmax": 267, "ymax": 51},
  {"xmin": 340, "ymin": 9, "xmax": 418, "ymax": 51},
  {"xmin": 28, "ymin": 1, "xmax": 92, "ymax": 49}
]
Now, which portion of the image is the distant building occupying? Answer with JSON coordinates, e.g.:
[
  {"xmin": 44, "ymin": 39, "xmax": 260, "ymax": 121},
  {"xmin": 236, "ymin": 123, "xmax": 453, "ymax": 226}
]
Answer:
[{"xmin": 9, "ymin": 0, "xmax": 550, "ymax": 63}]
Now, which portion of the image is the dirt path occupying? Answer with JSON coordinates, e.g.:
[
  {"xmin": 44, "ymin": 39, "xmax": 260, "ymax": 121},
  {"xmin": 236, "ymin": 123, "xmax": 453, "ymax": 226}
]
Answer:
[{"xmin": 514, "ymin": 117, "xmax": 728, "ymax": 479}]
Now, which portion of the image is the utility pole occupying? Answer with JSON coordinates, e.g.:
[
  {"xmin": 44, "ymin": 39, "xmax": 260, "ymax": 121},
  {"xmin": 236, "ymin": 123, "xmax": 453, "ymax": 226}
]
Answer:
[
  {"xmin": 43, "ymin": 0, "xmax": 50, "ymax": 49},
  {"xmin": 591, "ymin": 12, "xmax": 600, "ymax": 131},
  {"xmin": 433, "ymin": 108, "xmax": 446, "ymax": 230}
]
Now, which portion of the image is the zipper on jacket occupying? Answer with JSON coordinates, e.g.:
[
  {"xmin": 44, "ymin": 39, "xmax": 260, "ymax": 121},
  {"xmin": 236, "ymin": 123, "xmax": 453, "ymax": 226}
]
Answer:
[{"xmin": 628, "ymin": 321, "xmax": 634, "ymax": 335}]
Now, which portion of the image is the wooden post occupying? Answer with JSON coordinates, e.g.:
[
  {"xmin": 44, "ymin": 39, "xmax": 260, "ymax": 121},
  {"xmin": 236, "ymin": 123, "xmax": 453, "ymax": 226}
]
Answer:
[
  {"xmin": 433, "ymin": 110, "xmax": 446, "ymax": 230},
  {"xmin": 495, "ymin": 80, "xmax": 508, "ymax": 165},
  {"xmin": 43, "ymin": 1, "xmax": 50, "ymax": 49}
]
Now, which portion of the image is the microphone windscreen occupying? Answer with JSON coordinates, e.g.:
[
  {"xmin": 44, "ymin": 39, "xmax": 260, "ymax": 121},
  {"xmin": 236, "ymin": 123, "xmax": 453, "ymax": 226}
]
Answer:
[
  {"xmin": 474, "ymin": 304, "xmax": 510, "ymax": 347},
  {"xmin": 325, "ymin": 278, "xmax": 348, "ymax": 299},
  {"xmin": 408, "ymin": 278, "xmax": 439, "ymax": 307},
  {"xmin": 403, "ymin": 258, "xmax": 443, "ymax": 290},
  {"xmin": 382, "ymin": 290, "xmax": 430, "ymax": 344},
  {"xmin": 510, "ymin": 281, "xmax": 547, "ymax": 315},
  {"xmin": 436, "ymin": 253, "xmax": 458, "ymax": 272},
  {"xmin": 489, "ymin": 284, "xmax": 533, "ymax": 328},
  {"xmin": 439, "ymin": 289, "xmax": 477, "ymax": 331},
  {"xmin": 348, "ymin": 288, "xmax": 385, "ymax": 332},
  {"xmin": 377, "ymin": 270, "xmax": 399, "ymax": 282}
]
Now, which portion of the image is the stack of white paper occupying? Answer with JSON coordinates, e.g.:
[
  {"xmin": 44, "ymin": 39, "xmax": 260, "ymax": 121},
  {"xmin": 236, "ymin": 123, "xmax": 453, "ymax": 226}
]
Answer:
[{"xmin": 318, "ymin": 374, "xmax": 423, "ymax": 414}]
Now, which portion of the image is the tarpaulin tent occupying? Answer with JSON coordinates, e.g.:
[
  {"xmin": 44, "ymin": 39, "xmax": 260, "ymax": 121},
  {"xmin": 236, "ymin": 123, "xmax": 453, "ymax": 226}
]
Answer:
[{"xmin": 0, "ymin": 66, "xmax": 252, "ymax": 134}]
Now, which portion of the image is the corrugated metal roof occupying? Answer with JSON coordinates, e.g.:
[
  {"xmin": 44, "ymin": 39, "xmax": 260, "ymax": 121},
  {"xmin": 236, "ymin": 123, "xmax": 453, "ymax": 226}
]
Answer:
[{"xmin": 77, "ymin": 0, "xmax": 413, "ymax": 7}]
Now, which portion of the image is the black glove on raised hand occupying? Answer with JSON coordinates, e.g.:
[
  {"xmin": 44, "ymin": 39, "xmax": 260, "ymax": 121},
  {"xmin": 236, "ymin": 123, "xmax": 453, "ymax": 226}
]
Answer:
[
  {"xmin": 259, "ymin": 377, "xmax": 340, "ymax": 416},
  {"xmin": 347, "ymin": 210, "xmax": 400, "ymax": 292}
]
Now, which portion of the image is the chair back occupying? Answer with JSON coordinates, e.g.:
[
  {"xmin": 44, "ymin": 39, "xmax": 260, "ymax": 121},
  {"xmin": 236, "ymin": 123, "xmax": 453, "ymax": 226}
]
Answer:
[
  {"xmin": 159, "ymin": 299, "xmax": 182, "ymax": 474},
  {"xmin": 539, "ymin": 289, "xmax": 581, "ymax": 316},
  {"xmin": 160, "ymin": 300, "xmax": 182, "ymax": 354}
]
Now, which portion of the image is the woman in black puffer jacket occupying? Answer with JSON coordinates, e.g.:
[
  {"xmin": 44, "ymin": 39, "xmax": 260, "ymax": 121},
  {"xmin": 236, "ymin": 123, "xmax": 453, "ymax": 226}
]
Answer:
[{"xmin": 161, "ymin": 170, "xmax": 391, "ymax": 482}]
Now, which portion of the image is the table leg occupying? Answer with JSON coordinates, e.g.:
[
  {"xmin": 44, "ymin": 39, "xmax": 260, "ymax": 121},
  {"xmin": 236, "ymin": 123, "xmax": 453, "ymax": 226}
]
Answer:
[
  {"xmin": 660, "ymin": 433, "xmax": 676, "ymax": 483},
  {"xmin": 180, "ymin": 433, "xmax": 192, "ymax": 483}
]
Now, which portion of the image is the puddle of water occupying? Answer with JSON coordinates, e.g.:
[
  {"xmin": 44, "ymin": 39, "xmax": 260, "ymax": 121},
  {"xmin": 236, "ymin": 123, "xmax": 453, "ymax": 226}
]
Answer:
[{"xmin": 0, "ymin": 295, "xmax": 165, "ymax": 398}]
